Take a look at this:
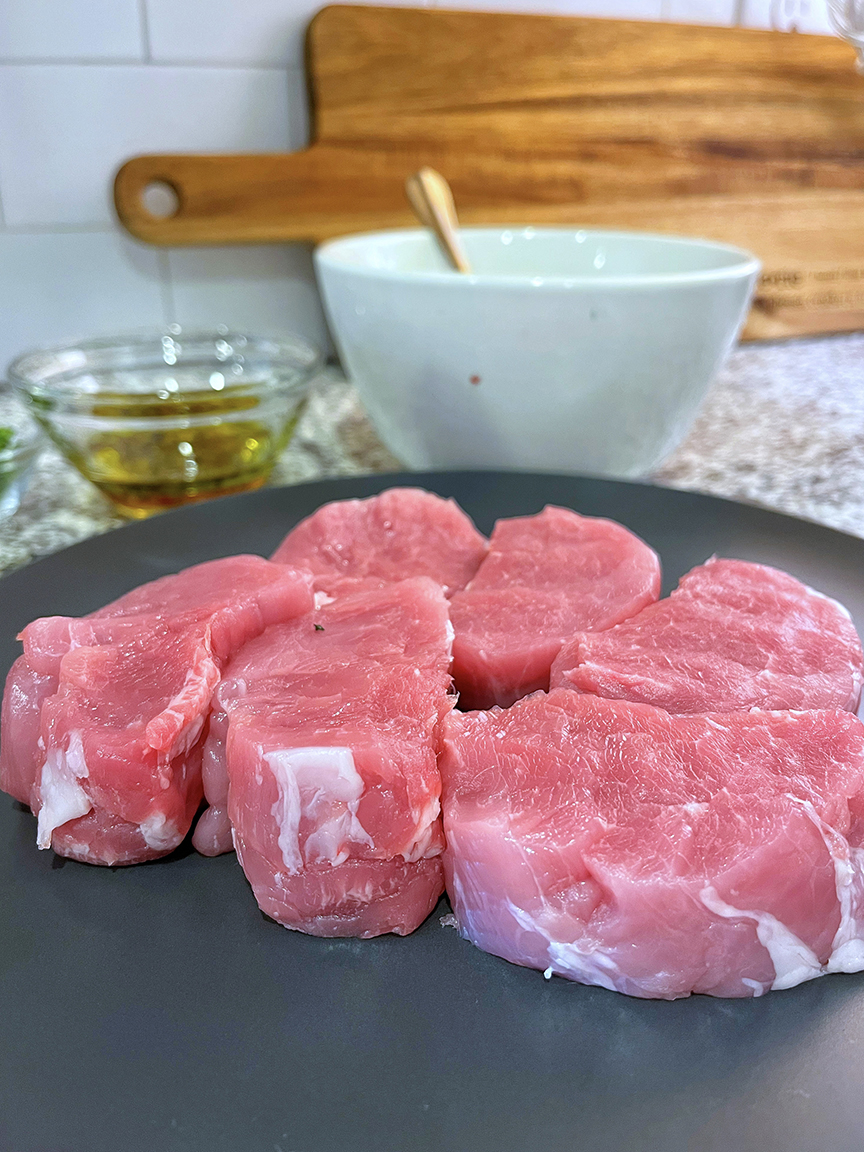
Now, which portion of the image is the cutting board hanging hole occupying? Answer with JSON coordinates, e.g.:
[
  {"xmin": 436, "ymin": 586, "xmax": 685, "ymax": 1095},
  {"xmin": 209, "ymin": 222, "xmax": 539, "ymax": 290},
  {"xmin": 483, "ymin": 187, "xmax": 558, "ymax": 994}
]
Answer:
[{"xmin": 141, "ymin": 181, "xmax": 180, "ymax": 220}]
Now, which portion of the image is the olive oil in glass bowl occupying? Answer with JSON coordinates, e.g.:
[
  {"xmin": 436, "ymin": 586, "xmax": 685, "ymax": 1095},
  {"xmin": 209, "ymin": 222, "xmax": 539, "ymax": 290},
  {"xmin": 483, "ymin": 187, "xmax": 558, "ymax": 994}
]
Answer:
[{"xmin": 8, "ymin": 329, "xmax": 321, "ymax": 518}]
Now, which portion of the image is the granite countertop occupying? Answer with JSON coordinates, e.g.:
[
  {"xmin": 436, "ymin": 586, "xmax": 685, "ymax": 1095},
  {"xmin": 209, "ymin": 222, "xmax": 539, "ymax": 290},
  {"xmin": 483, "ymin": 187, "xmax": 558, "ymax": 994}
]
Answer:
[{"xmin": 2, "ymin": 333, "xmax": 863, "ymax": 576}]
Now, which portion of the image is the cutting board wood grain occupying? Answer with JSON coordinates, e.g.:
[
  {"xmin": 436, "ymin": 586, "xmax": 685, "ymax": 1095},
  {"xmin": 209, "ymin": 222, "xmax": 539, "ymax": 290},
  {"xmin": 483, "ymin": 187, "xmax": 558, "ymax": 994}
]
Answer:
[{"xmin": 113, "ymin": 5, "xmax": 864, "ymax": 339}]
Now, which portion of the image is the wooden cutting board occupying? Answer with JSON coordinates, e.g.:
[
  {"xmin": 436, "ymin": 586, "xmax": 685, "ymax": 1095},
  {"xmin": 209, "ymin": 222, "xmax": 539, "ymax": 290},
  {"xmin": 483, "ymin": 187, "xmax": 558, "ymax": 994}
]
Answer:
[{"xmin": 113, "ymin": 4, "xmax": 864, "ymax": 340}]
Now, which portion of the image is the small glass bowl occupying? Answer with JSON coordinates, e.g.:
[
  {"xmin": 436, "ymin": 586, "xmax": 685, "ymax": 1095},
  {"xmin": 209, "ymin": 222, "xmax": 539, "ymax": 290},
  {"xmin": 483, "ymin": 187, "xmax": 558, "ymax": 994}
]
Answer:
[
  {"xmin": 0, "ymin": 386, "xmax": 44, "ymax": 521},
  {"xmin": 8, "ymin": 328, "xmax": 321, "ymax": 519}
]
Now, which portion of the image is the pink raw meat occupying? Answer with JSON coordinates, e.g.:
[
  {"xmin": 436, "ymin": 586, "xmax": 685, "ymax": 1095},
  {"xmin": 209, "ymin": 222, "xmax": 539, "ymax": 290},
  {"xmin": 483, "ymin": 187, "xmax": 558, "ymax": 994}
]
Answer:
[
  {"xmin": 0, "ymin": 560, "xmax": 283, "ymax": 811},
  {"xmin": 0, "ymin": 556, "xmax": 313, "ymax": 865},
  {"xmin": 209, "ymin": 577, "xmax": 453, "ymax": 936},
  {"xmin": 441, "ymin": 689, "xmax": 864, "ymax": 999},
  {"xmin": 449, "ymin": 506, "xmax": 661, "ymax": 709},
  {"xmin": 270, "ymin": 487, "xmax": 488, "ymax": 596},
  {"xmin": 551, "ymin": 557, "xmax": 864, "ymax": 714},
  {"xmin": 0, "ymin": 658, "xmax": 56, "ymax": 807}
]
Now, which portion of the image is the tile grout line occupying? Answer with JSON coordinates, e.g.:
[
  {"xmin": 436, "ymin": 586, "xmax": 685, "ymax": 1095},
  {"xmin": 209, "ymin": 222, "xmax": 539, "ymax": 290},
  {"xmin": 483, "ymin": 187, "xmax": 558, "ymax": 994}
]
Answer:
[
  {"xmin": 1, "ymin": 223, "xmax": 115, "ymax": 235},
  {"xmin": 0, "ymin": 56, "xmax": 288, "ymax": 70},
  {"xmin": 138, "ymin": 0, "xmax": 152, "ymax": 63},
  {"xmin": 0, "ymin": 56, "xmax": 142, "ymax": 67}
]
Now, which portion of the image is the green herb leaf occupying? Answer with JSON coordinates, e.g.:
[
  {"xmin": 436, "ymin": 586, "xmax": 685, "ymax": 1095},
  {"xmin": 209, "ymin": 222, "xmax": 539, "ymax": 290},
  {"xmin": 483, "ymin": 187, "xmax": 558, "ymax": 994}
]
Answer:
[
  {"xmin": 314, "ymin": 623, "xmax": 325, "ymax": 632},
  {"xmin": 0, "ymin": 427, "xmax": 15, "ymax": 453}
]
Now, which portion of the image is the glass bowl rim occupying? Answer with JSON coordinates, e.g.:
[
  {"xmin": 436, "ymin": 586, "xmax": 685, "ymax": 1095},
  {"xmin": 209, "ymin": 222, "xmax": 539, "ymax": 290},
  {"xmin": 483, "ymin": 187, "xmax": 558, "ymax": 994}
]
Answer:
[{"xmin": 6, "ymin": 326, "xmax": 323, "ymax": 400}]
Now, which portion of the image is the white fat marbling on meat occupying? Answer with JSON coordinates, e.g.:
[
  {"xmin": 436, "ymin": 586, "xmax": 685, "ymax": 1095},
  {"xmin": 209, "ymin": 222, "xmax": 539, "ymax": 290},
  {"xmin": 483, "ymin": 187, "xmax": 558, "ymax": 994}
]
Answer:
[
  {"xmin": 148, "ymin": 663, "xmax": 218, "ymax": 754},
  {"xmin": 402, "ymin": 795, "xmax": 442, "ymax": 862},
  {"xmin": 139, "ymin": 812, "xmax": 181, "ymax": 851},
  {"xmin": 266, "ymin": 746, "xmax": 373, "ymax": 874},
  {"xmin": 847, "ymin": 674, "xmax": 863, "ymax": 714},
  {"xmin": 546, "ymin": 938, "xmax": 622, "ymax": 991},
  {"xmin": 401, "ymin": 820, "xmax": 438, "ymax": 863},
  {"xmin": 742, "ymin": 978, "xmax": 767, "ymax": 996},
  {"xmin": 792, "ymin": 798, "xmax": 864, "ymax": 974},
  {"xmin": 168, "ymin": 713, "xmax": 206, "ymax": 760},
  {"xmin": 36, "ymin": 731, "xmax": 92, "ymax": 849},
  {"xmin": 700, "ymin": 885, "xmax": 824, "ymax": 991},
  {"xmin": 448, "ymin": 833, "xmax": 651, "ymax": 997},
  {"xmin": 683, "ymin": 802, "xmax": 709, "ymax": 818},
  {"xmin": 507, "ymin": 901, "xmax": 622, "ymax": 992}
]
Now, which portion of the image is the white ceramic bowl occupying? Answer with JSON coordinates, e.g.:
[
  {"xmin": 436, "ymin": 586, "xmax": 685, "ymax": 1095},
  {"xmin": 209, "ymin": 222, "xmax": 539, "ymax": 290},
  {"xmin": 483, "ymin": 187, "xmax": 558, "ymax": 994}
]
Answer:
[{"xmin": 315, "ymin": 227, "xmax": 760, "ymax": 478}]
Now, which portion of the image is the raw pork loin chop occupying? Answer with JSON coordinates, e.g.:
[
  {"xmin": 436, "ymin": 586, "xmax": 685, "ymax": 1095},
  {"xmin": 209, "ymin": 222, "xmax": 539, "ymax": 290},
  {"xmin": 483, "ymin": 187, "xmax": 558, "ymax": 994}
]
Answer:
[
  {"xmin": 448, "ymin": 506, "xmax": 661, "ymax": 709},
  {"xmin": 0, "ymin": 557, "xmax": 313, "ymax": 865},
  {"xmin": 441, "ymin": 689, "xmax": 864, "ymax": 999},
  {"xmin": 202, "ymin": 578, "xmax": 454, "ymax": 937},
  {"xmin": 551, "ymin": 557, "xmax": 864, "ymax": 714},
  {"xmin": 270, "ymin": 487, "xmax": 488, "ymax": 596}
]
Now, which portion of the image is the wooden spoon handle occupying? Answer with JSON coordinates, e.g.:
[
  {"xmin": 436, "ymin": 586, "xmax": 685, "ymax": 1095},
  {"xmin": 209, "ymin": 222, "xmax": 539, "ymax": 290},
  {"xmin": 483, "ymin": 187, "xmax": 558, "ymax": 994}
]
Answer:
[{"xmin": 405, "ymin": 167, "xmax": 473, "ymax": 274}]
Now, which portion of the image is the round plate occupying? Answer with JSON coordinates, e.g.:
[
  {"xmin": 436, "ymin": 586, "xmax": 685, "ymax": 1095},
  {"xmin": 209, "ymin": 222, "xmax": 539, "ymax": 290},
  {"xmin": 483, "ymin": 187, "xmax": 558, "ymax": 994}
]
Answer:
[{"xmin": 3, "ymin": 471, "xmax": 864, "ymax": 1152}]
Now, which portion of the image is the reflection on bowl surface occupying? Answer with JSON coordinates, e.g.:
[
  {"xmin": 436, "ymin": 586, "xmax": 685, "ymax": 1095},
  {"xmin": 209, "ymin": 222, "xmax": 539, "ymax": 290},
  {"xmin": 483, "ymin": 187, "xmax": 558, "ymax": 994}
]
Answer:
[{"xmin": 8, "ymin": 328, "xmax": 321, "ymax": 519}]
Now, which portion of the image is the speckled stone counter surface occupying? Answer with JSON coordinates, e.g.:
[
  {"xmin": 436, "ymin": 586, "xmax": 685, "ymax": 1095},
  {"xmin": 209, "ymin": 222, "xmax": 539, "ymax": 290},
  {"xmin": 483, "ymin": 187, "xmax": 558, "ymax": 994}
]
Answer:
[{"xmin": 1, "ymin": 334, "xmax": 862, "ymax": 576}]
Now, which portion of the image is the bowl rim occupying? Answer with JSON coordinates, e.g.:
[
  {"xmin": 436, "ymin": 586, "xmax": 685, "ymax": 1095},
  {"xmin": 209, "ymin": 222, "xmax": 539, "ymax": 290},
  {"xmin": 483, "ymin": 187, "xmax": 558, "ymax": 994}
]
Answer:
[
  {"xmin": 6, "ymin": 326, "xmax": 323, "ymax": 396},
  {"xmin": 315, "ymin": 226, "xmax": 762, "ymax": 288}
]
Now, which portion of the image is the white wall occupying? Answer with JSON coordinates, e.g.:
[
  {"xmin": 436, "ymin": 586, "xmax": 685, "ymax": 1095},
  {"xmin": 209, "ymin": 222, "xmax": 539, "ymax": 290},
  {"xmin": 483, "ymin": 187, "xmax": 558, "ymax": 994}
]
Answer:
[{"xmin": 0, "ymin": 0, "xmax": 835, "ymax": 371}]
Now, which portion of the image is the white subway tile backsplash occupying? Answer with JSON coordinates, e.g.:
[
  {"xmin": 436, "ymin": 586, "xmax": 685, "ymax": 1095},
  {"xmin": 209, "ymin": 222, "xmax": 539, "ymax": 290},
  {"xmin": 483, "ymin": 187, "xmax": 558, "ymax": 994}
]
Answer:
[
  {"xmin": 146, "ymin": 0, "xmax": 432, "ymax": 69},
  {"xmin": 286, "ymin": 65, "xmax": 310, "ymax": 150},
  {"xmin": 662, "ymin": 0, "xmax": 737, "ymax": 22},
  {"xmin": 0, "ymin": 0, "xmax": 839, "ymax": 395},
  {"xmin": 0, "ymin": 0, "xmax": 143, "ymax": 61},
  {"xmin": 558, "ymin": 0, "xmax": 664, "ymax": 15},
  {"xmin": 0, "ymin": 229, "xmax": 165, "ymax": 372},
  {"xmin": 0, "ymin": 64, "xmax": 294, "ymax": 227},
  {"xmin": 146, "ymin": 0, "xmax": 300, "ymax": 67},
  {"xmin": 167, "ymin": 244, "xmax": 330, "ymax": 355},
  {"xmin": 435, "ymin": 0, "xmax": 663, "ymax": 14},
  {"xmin": 738, "ymin": 0, "xmax": 834, "ymax": 32}
]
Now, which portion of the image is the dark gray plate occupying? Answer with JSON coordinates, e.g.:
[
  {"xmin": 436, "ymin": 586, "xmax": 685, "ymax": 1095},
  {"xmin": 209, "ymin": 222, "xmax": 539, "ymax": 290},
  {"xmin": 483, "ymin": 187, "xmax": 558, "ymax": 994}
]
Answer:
[{"xmin": 3, "ymin": 471, "xmax": 864, "ymax": 1152}]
